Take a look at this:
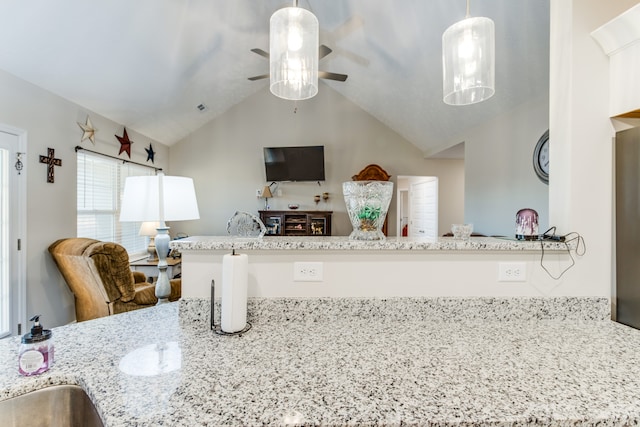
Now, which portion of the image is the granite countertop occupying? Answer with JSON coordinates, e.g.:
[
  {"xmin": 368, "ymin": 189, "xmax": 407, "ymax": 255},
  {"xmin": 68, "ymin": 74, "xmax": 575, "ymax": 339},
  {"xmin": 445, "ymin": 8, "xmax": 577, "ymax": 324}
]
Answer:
[
  {"xmin": 1, "ymin": 296, "xmax": 638, "ymax": 427},
  {"xmin": 170, "ymin": 235, "xmax": 575, "ymax": 252}
]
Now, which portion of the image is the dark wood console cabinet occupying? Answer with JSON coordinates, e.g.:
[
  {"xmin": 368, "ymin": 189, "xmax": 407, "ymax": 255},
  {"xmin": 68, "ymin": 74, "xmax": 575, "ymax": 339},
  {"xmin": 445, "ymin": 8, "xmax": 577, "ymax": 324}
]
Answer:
[{"xmin": 259, "ymin": 210, "xmax": 332, "ymax": 236}]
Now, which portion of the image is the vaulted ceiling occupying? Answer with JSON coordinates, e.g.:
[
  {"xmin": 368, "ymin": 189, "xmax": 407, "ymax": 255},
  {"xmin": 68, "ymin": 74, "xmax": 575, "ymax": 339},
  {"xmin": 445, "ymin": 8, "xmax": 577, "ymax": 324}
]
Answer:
[{"xmin": 0, "ymin": 0, "xmax": 549, "ymax": 157}]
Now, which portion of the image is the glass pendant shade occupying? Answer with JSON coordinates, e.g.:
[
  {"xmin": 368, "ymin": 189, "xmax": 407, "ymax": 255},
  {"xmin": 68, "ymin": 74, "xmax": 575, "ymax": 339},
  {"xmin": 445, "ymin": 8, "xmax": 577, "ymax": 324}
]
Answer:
[
  {"xmin": 442, "ymin": 16, "xmax": 495, "ymax": 106},
  {"xmin": 270, "ymin": 6, "xmax": 319, "ymax": 100}
]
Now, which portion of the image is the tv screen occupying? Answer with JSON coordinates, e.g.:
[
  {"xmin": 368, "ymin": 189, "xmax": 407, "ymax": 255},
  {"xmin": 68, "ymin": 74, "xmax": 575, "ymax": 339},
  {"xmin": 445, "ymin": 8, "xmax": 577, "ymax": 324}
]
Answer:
[{"xmin": 263, "ymin": 146, "xmax": 325, "ymax": 182}]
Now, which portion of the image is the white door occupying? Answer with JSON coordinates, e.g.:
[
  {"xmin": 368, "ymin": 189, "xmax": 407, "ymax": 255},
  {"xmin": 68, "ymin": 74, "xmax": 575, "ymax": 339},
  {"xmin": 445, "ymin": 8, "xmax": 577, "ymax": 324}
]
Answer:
[
  {"xmin": 408, "ymin": 178, "xmax": 438, "ymax": 239},
  {"xmin": 0, "ymin": 127, "xmax": 26, "ymax": 338}
]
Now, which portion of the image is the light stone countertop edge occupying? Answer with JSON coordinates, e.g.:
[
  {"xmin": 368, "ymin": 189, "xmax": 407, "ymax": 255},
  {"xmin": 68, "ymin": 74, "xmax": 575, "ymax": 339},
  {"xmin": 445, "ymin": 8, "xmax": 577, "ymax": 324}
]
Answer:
[{"xmin": 170, "ymin": 235, "xmax": 577, "ymax": 252}]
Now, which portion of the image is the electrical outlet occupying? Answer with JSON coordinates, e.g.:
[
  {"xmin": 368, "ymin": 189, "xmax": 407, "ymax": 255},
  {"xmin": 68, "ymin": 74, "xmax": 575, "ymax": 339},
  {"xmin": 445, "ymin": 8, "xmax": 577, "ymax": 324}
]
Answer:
[
  {"xmin": 498, "ymin": 262, "xmax": 526, "ymax": 282},
  {"xmin": 256, "ymin": 189, "xmax": 262, "ymax": 197},
  {"xmin": 293, "ymin": 262, "xmax": 323, "ymax": 282}
]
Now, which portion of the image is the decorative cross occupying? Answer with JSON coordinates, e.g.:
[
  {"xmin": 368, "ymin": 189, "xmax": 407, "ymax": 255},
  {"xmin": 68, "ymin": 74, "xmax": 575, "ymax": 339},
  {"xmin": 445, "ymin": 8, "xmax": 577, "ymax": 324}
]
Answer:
[{"xmin": 39, "ymin": 147, "xmax": 62, "ymax": 183}]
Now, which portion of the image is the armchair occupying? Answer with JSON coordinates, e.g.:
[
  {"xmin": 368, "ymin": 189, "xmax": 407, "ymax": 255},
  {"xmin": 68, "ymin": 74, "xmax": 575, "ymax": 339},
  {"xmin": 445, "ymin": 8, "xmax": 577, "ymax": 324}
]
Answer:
[{"xmin": 49, "ymin": 238, "xmax": 181, "ymax": 322}]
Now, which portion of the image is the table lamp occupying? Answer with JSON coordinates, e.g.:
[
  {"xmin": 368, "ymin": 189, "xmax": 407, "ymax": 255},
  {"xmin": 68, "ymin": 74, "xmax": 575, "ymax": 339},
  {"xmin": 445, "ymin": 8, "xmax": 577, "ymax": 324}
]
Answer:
[
  {"xmin": 261, "ymin": 185, "xmax": 273, "ymax": 210},
  {"xmin": 139, "ymin": 221, "xmax": 160, "ymax": 261},
  {"xmin": 120, "ymin": 172, "xmax": 200, "ymax": 303}
]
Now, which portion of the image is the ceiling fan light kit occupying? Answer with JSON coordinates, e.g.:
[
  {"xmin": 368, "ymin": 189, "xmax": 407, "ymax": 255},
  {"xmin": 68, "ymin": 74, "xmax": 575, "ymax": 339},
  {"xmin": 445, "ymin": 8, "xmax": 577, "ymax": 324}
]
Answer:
[
  {"xmin": 269, "ymin": 2, "xmax": 319, "ymax": 101},
  {"xmin": 442, "ymin": 0, "xmax": 495, "ymax": 106}
]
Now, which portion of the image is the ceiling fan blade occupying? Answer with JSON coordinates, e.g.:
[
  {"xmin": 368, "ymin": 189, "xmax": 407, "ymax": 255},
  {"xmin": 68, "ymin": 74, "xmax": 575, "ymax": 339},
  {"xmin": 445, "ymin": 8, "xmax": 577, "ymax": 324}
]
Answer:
[
  {"xmin": 319, "ymin": 71, "xmax": 348, "ymax": 82},
  {"xmin": 251, "ymin": 48, "xmax": 270, "ymax": 59},
  {"xmin": 248, "ymin": 74, "xmax": 269, "ymax": 81},
  {"xmin": 253, "ymin": 45, "xmax": 336, "ymax": 61},
  {"xmin": 319, "ymin": 44, "xmax": 332, "ymax": 59},
  {"xmin": 328, "ymin": 15, "xmax": 364, "ymax": 40},
  {"xmin": 332, "ymin": 46, "xmax": 370, "ymax": 67}
]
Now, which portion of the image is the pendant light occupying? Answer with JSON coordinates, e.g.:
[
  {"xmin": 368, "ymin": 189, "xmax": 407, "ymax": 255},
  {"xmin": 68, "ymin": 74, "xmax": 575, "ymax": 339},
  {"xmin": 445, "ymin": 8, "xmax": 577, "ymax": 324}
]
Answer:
[
  {"xmin": 442, "ymin": 0, "xmax": 495, "ymax": 106},
  {"xmin": 269, "ymin": 0, "xmax": 319, "ymax": 100}
]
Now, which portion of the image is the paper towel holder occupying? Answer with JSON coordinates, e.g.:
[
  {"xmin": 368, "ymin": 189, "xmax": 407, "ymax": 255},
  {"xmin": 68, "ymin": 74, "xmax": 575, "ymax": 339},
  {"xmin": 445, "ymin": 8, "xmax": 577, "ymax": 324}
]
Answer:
[{"xmin": 210, "ymin": 279, "xmax": 252, "ymax": 336}]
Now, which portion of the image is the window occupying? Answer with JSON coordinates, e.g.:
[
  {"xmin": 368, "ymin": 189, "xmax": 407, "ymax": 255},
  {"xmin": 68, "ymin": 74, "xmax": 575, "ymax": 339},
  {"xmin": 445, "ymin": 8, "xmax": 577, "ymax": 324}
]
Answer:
[{"xmin": 77, "ymin": 151, "xmax": 153, "ymax": 257}]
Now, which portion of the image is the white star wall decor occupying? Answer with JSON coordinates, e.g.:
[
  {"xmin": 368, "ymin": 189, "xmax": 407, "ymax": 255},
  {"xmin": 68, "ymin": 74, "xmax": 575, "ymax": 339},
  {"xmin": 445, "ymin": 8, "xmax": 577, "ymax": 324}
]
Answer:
[{"xmin": 77, "ymin": 115, "xmax": 97, "ymax": 144}]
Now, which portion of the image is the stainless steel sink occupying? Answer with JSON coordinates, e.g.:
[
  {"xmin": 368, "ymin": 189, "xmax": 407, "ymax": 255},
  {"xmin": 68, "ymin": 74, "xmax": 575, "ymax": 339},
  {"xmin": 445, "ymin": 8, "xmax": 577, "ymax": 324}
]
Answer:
[{"xmin": 0, "ymin": 385, "xmax": 104, "ymax": 427}]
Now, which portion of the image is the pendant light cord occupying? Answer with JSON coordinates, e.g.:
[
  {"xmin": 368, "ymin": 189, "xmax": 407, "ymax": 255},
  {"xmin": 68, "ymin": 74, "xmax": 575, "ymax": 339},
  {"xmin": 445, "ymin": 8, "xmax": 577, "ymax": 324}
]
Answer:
[{"xmin": 466, "ymin": 0, "xmax": 471, "ymax": 18}]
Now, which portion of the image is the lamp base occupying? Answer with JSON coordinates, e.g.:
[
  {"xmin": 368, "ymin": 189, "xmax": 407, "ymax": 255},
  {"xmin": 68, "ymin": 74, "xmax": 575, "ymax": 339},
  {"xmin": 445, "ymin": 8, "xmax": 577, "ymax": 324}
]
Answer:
[
  {"xmin": 147, "ymin": 237, "xmax": 158, "ymax": 261},
  {"xmin": 154, "ymin": 227, "xmax": 171, "ymax": 304}
]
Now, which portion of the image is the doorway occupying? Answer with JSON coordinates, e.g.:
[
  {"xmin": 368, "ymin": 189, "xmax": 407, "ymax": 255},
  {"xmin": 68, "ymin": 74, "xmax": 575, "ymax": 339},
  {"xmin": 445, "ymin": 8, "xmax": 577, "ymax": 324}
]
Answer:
[
  {"xmin": 0, "ymin": 125, "xmax": 26, "ymax": 338},
  {"xmin": 396, "ymin": 176, "xmax": 438, "ymax": 239}
]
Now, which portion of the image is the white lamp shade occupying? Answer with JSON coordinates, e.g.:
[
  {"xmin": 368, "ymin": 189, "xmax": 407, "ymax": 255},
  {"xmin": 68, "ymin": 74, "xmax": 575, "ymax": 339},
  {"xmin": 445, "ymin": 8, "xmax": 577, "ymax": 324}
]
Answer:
[
  {"xmin": 120, "ymin": 175, "xmax": 200, "ymax": 222},
  {"xmin": 442, "ymin": 16, "xmax": 495, "ymax": 106},
  {"xmin": 269, "ymin": 6, "xmax": 319, "ymax": 100},
  {"xmin": 139, "ymin": 221, "xmax": 161, "ymax": 236}
]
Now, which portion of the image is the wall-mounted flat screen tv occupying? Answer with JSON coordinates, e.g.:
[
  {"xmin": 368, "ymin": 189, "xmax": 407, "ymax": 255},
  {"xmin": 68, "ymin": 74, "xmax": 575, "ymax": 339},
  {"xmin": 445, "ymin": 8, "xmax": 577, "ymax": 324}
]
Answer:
[{"xmin": 263, "ymin": 146, "xmax": 325, "ymax": 182}]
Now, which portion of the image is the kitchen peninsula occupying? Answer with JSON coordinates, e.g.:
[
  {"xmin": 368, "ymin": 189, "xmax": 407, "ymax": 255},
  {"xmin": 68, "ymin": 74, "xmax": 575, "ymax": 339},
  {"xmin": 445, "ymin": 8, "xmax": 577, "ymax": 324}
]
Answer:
[
  {"xmin": 1, "ymin": 296, "xmax": 640, "ymax": 426},
  {"xmin": 170, "ymin": 236, "xmax": 582, "ymax": 299}
]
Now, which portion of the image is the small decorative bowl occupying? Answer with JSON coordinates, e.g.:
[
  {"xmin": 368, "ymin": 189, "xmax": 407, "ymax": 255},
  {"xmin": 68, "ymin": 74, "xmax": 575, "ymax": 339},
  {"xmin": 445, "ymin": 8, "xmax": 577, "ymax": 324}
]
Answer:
[
  {"xmin": 288, "ymin": 204, "xmax": 299, "ymax": 210},
  {"xmin": 451, "ymin": 223, "xmax": 473, "ymax": 240}
]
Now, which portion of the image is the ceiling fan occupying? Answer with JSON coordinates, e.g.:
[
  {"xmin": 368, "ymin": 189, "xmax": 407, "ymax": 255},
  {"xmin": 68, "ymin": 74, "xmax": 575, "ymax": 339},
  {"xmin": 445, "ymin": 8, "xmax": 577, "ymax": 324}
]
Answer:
[{"xmin": 247, "ymin": 44, "xmax": 348, "ymax": 82}]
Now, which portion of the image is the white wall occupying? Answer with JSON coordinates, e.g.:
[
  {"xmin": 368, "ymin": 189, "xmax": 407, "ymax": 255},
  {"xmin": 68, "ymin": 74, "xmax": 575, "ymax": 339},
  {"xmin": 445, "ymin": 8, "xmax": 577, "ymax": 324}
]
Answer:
[
  {"xmin": 462, "ymin": 96, "xmax": 550, "ymax": 237},
  {"xmin": 549, "ymin": 0, "xmax": 640, "ymax": 306},
  {"xmin": 170, "ymin": 84, "xmax": 465, "ymax": 237},
  {"xmin": 0, "ymin": 69, "xmax": 170, "ymax": 328},
  {"xmin": 182, "ymin": 249, "xmax": 599, "ymax": 300}
]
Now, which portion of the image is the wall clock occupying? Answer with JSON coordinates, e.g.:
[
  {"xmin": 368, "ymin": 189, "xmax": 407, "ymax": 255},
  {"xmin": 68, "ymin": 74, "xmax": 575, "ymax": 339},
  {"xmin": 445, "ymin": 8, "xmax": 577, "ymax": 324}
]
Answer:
[{"xmin": 533, "ymin": 129, "xmax": 549, "ymax": 184}]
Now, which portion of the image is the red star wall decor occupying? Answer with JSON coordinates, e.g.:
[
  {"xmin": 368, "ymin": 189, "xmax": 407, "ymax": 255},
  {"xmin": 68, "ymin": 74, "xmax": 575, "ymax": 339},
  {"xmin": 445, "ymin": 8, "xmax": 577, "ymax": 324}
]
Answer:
[{"xmin": 115, "ymin": 128, "xmax": 133, "ymax": 158}]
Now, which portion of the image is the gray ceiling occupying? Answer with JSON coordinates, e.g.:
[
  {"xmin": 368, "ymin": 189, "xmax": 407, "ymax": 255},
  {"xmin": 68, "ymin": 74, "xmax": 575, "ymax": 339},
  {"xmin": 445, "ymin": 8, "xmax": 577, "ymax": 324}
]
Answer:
[{"xmin": 0, "ymin": 1, "xmax": 549, "ymax": 157}]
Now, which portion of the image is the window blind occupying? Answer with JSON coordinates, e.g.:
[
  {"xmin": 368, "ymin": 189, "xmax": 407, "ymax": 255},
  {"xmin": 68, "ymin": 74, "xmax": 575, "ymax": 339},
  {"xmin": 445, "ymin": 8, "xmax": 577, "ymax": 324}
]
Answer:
[{"xmin": 77, "ymin": 151, "xmax": 153, "ymax": 256}]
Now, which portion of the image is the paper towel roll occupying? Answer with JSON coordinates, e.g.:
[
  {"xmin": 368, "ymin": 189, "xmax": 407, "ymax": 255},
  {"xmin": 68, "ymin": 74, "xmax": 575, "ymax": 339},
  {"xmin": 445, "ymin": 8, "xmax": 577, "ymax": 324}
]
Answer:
[{"xmin": 221, "ymin": 253, "xmax": 248, "ymax": 333}]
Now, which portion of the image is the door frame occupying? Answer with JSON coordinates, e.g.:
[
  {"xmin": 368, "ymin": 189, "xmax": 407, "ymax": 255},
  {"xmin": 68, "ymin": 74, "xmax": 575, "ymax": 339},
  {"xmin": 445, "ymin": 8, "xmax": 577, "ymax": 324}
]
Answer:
[{"xmin": 0, "ymin": 124, "xmax": 27, "ymax": 337}]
